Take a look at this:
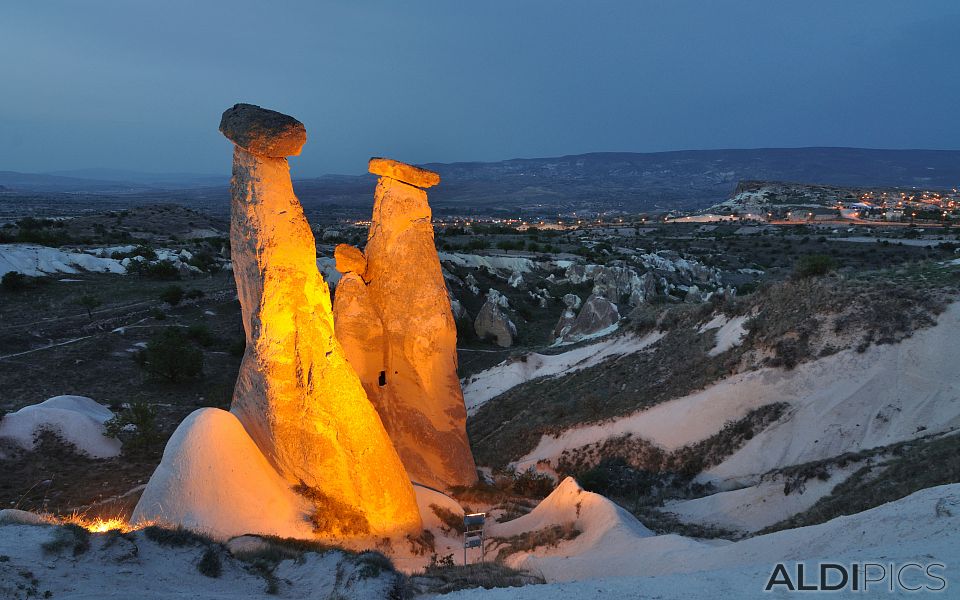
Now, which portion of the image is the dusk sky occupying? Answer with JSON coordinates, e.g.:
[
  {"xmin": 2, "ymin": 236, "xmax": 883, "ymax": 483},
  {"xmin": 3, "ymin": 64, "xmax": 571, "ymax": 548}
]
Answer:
[{"xmin": 1, "ymin": 1, "xmax": 958, "ymax": 177}]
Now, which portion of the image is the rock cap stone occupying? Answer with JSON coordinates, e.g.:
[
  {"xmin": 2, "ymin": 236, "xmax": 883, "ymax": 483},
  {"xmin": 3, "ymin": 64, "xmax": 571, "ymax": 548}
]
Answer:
[
  {"xmin": 334, "ymin": 244, "xmax": 367, "ymax": 279},
  {"xmin": 220, "ymin": 103, "xmax": 306, "ymax": 158},
  {"xmin": 369, "ymin": 157, "xmax": 440, "ymax": 189}
]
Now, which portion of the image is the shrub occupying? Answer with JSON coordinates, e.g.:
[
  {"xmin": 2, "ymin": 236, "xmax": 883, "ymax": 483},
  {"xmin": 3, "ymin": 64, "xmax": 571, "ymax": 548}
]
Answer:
[
  {"xmin": 143, "ymin": 525, "xmax": 214, "ymax": 547},
  {"xmin": 293, "ymin": 482, "xmax": 370, "ymax": 537},
  {"xmin": 430, "ymin": 504, "xmax": 465, "ymax": 535},
  {"xmin": 198, "ymin": 547, "xmax": 222, "ymax": 578},
  {"xmin": 160, "ymin": 285, "xmax": 185, "ymax": 306},
  {"xmin": 1, "ymin": 271, "xmax": 28, "ymax": 292},
  {"xmin": 186, "ymin": 324, "xmax": 216, "ymax": 347},
  {"xmin": 136, "ymin": 260, "xmax": 180, "ymax": 280},
  {"xmin": 41, "ymin": 524, "xmax": 90, "ymax": 556},
  {"xmin": 74, "ymin": 294, "xmax": 102, "ymax": 318},
  {"xmin": 137, "ymin": 328, "xmax": 204, "ymax": 381},
  {"xmin": 104, "ymin": 400, "xmax": 160, "ymax": 455},
  {"xmin": 796, "ymin": 254, "xmax": 837, "ymax": 278},
  {"xmin": 512, "ymin": 468, "xmax": 554, "ymax": 498},
  {"xmin": 493, "ymin": 523, "xmax": 580, "ymax": 561}
]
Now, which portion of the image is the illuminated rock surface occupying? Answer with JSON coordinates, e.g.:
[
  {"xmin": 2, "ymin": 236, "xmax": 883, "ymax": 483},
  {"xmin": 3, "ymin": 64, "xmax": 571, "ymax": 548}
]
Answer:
[
  {"xmin": 222, "ymin": 105, "xmax": 420, "ymax": 539},
  {"xmin": 334, "ymin": 243, "xmax": 367, "ymax": 280},
  {"xmin": 368, "ymin": 157, "xmax": 440, "ymax": 188},
  {"xmin": 219, "ymin": 103, "xmax": 306, "ymax": 158},
  {"xmin": 334, "ymin": 159, "xmax": 477, "ymax": 490},
  {"xmin": 131, "ymin": 408, "xmax": 315, "ymax": 540}
]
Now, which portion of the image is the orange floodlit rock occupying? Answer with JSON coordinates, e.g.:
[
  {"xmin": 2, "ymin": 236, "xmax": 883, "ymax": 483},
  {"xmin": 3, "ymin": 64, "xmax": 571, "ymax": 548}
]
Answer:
[
  {"xmin": 222, "ymin": 106, "xmax": 421, "ymax": 539},
  {"xmin": 219, "ymin": 103, "xmax": 306, "ymax": 158},
  {"xmin": 334, "ymin": 243, "xmax": 367, "ymax": 279},
  {"xmin": 368, "ymin": 157, "xmax": 440, "ymax": 189},
  {"xmin": 334, "ymin": 161, "xmax": 478, "ymax": 490}
]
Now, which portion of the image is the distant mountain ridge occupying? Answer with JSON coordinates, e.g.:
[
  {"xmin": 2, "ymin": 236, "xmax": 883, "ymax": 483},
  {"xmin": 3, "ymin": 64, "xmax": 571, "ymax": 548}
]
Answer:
[{"xmin": 3, "ymin": 147, "xmax": 959, "ymax": 211}]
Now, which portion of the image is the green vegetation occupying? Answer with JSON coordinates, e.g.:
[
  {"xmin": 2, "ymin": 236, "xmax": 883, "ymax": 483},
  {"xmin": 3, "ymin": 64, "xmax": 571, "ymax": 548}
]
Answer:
[
  {"xmin": 135, "ymin": 328, "xmax": 204, "ymax": 382},
  {"xmin": 292, "ymin": 481, "xmax": 371, "ymax": 537},
  {"xmin": 104, "ymin": 399, "xmax": 161, "ymax": 455},
  {"xmin": 159, "ymin": 284, "xmax": 185, "ymax": 306},
  {"xmin": 197, "ymin": 547, "xmax": 222, "ymax": 578},
  {"xmin": 74, "ymin": 293, "xmax": 102, "ymax": 318},
  {"xmin": 1, "ymin": 271, "xmax": 29, "ymax": 292},
  {"xmin": 795, "ymin": 254, "xmax": 837, "ymax": 277},
  {"xmin": 41, "ymin": 524, "xmax": 91, "ymax": 556},
  {"xmin": 762, "ymin": 433, "xmax": 960, "ymax": 533}
]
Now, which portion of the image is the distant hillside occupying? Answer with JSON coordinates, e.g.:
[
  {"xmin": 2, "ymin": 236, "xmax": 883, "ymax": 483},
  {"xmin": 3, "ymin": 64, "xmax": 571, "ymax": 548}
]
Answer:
[
  {"xmin": 3, "ymin": 147, "xmax": 959, "ymax": 211},
  {"xmin": 298, "ymin": 147, "xmax": 960, "ymax": 212}
]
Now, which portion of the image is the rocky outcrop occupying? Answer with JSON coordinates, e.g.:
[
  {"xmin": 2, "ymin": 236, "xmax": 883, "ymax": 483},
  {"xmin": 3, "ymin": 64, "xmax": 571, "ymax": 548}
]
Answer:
[
  {"xmin": 218, "ymin": 105, "xmax": 420, "ymax": 539},
  {"xmin": 563, "ymin": 252, "xmax": 722, "ymax": 308},
  {"xmin": 475, "ymin": 289, "xmax": 517, "ymax": 347},
  {"xmin": 333, "ymin": 159, "xmax": 477, "ymax": 490},
  {"xmin": 554, "ymin": 294, "xmax": 620, "ymax": 344},
  {"xmin": 219, "ymin": 103, "xmax": 307, "ymax": 158}
]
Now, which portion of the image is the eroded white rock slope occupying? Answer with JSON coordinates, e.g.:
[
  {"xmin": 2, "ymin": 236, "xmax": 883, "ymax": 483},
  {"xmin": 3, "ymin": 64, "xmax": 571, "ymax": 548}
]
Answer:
[{"xmin": 517, "ymin": 302, "xmax": 960, "ymax": 485}]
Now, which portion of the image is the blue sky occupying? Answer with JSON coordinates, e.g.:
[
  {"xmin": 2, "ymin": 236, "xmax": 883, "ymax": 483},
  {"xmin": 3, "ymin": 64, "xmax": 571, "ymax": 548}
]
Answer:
[{"xmin": 1, "ymin": 1, "xmax": 958, "ymax": 176}]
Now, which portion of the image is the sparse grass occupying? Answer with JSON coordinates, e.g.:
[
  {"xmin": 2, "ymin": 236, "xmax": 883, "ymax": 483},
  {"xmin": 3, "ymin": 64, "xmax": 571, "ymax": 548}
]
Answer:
[
  {"xmin": 41, "ymin": 524, "xmax": 90, "ymax": 556},
  {"xmin": 761, "ymin": 432, "xmax": 960, "ymax": 533},
  {"xmin": 197, "ymin": 547, "xmax": 222, "ymax": 578},
  {"xmin": 430, "ymin": 504, "xmax": 465, "ymax": 536},
  {"xmin": 292, "ymin": 482, "xmax": 371, "ymax": 537},
  {"xmin": 633, "ymin": 506, "xmax": 743, "ymax": 539},
  {"xmin": 492, "ymin": 523, "xmax": 580, "ymax": 561},
  {"xmin": 558, "ymin": 403, "xmax": 788, "ymax": 483},
  {"xmin": 407, "ymin": 562, "xmax": 545, "ymax": 595},
  {"xmin": 142, "ymin": 524, "xmax": 215, "ymax": 547}
]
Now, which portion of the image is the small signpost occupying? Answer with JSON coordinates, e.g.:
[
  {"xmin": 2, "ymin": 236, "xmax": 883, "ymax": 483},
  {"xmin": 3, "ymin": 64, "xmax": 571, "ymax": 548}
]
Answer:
[{"xmin": 463, "ymin": 512, "xmax": 486, "ymax": 565}]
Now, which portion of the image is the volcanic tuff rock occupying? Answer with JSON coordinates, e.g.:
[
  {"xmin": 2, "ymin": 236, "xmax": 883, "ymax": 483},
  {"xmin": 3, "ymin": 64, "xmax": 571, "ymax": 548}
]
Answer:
[
  {"xmin": 218, "ymin": 103, "xmax": 307, "ymax": 158},
  {"xmin": 475, "ymin": 289, "xmax": 518, "ymax": 348},
  {"xmin": 334, "ymin": 243, "xmax": 367, "ymax": 280},
  {"xmin": 368, "ymin": 157, "xmax": 441, "ymax": 188},
  {"xmin": 333, "ymin": 159, "xmax": 477, "ymax": 490},
  {"xmin": 555, "ymin": 294, "xmax": 620, "ymax": 343},
  {"xmin": 221, "ymin": 109, "xmax": 420, "ymax": 538}
]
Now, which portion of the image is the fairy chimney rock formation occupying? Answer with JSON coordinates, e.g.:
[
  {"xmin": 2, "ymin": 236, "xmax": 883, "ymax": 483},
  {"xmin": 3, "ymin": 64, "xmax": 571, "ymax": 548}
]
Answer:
[
  {"xmin": 332, "ymin": 158, "xmax": 478, "ymax": 490},
  {"xmin": 221, "ymin": 105, "xmax": 421, "ymax": 539},
  {"xmin": 368, "ymin": 157, "xmax": 440, "ymax": 188}
]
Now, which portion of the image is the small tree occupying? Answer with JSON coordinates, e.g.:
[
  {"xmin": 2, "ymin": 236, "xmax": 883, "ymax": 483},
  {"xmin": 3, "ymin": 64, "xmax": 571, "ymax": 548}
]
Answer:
[
  {"xmin": 160, "ymin": 285, "xmax": 185, "ymax": 306},
  {"xmin": 796, "ymin": 254, "xmax": 837, "ymax": 278},
  {"xmin": 1, "ymin": 271, "xmax": 27, "ymax": 292},
  {"xmin": 75, "ymin": 294, "xmax": 102, "ymax": 318},
  {"xmin": 136, "ymin": 328, "xmax": 203, "ymax": 382},
  {"xmin": 104, "ymin": 400, "xmax": 160, "ymax": 455}
]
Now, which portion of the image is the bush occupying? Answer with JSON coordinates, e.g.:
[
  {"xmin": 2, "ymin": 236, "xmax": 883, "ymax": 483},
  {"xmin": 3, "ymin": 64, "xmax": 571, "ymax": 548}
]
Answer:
[
  {"xmin": 160, "ymin": 285, "xmax": 185, "ymax": 306},
  {"xmin": 137, "ymin": 329, "xmax": 204, "ymax": 381},
  {"xmin": 1, "ymin": 271, "xmax": 28, "ymax": 292},
  {"xmin": 104, "ymin": 399, "xmax": 160, "ymax": 455},
  {"xmin": 41, "ymin": 524, "xmax": 91, "ymax": 556},
  {"xmin": 75, "ymin": 294, "xmax": 102, "ymax": 318},
  {"xmin": 198, "ymin": 547, "xmax": 222, "ymax": 578},
  {"xmin": 796, "ymin": 254, "xmax": 837, "ymax": 278},
  {"xmin": 293, "ymin": 482, "xmax": 370, "ymax": 537},
  {"xmin": 186, "ymin": 324, "xmax": 216, "ymax": 347},
  {"xmin": 135, "ymin": 260, "xmax": 180, "ymax": 280}
]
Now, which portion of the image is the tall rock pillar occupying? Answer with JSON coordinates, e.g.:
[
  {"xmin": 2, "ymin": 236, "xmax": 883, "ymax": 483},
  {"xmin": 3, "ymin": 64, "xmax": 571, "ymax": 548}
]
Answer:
[
  {"xmin": 221, "ymin": 104, "xmax": 421, "ymax": 539},
  {"xmin": 333, "ymin": 158, "xmax": 478, "ymax": 490}
]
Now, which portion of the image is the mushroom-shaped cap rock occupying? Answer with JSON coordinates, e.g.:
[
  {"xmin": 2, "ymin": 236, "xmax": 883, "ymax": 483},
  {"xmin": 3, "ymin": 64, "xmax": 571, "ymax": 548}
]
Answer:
[
  {"xmin": 369, "ymin": 157, "xmax": 440, "ymax": 189},
  {"xmin": 334, "ymin": 244, "xmax": 367, "ymax": 277},
  {"xmin": 219, "ymin": 103, "xmax": 306, "ymax": 158}
]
